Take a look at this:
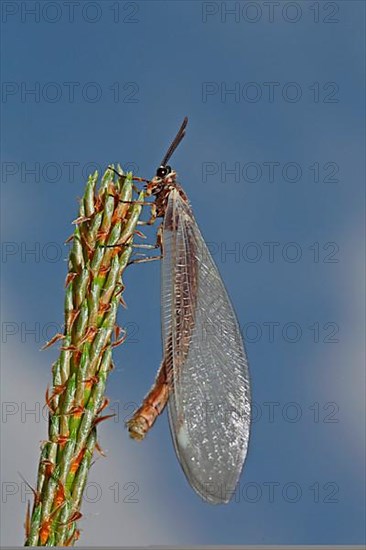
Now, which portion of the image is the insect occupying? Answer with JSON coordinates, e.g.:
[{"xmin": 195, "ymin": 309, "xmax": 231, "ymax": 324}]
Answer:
[{"xmin": 126, "ymin": 117, "xmax": 251, "ymax": 504}]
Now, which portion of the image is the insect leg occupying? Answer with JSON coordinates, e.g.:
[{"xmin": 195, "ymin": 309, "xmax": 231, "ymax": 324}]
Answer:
[
  {"xmin": 107, "ymin": 166, "xmax": 149, "ymax": 186},
  {"xmin": 137, "ymin": 202, "xmax": 157, "ymax": 226},
  {"xmin": 108, "ymin": 196, "xmax": 152, "ymax": 207},
  {"xmin": 132, "ymin": 243, "xmax": 159, "ymax": 250},
  {"xmin": 127, "ymin": 255, "xmax": 162, "ymax": 266},
  {"xmin": 107, "ymin": 194, "xmax": 157, "ymax": 225},
  {"xmin": 127, "ymin": 224, "xmax": 163, "ymax": 265}
]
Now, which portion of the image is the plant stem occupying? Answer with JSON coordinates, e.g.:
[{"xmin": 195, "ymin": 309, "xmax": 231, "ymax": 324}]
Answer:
[{"xmin": 25, "ymin": 168, "xmax": 145, "ymax": 546}]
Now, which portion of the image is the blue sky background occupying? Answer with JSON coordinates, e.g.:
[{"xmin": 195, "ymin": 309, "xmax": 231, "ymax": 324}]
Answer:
[{"xmin": 1, "ymin": 0, "xmax": 365, "ymax": 546}]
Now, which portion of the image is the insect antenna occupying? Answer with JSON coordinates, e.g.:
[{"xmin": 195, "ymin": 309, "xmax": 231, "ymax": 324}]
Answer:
[{"xmin": 160, "ymin": 116, "xmax": 188, "ymax": 167}]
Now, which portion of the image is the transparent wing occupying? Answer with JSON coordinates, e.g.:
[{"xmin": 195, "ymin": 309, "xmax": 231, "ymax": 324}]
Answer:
[{"xmin": 161, "ymin": 189, "xmax": 251, "ymax": 504}]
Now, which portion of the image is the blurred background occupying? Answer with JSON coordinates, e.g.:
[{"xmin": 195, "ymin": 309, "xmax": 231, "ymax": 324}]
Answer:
[{"xmin": 1, "ymin": 0, "xmax": 365, "ymax": 545}]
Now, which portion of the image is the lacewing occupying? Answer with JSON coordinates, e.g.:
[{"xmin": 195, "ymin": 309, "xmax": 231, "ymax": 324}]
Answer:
[{"xmin": 127, "ymin": 118, "xmax": 251, "ymax": 503}]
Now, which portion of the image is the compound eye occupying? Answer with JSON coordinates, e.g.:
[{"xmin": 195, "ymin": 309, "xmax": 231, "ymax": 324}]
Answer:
[{"xmin": 156, "ymin": 166, "xmax": 168, "ymax": 178}]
